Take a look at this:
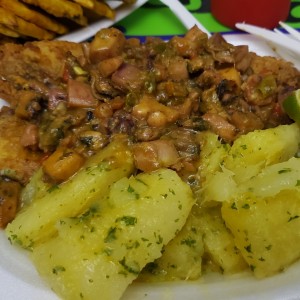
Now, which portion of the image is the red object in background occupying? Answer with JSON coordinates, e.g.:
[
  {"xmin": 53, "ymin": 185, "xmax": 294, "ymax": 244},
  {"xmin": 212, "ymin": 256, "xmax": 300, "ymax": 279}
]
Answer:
[{"xmin": 211, "ymin": 0, "xmax": 291, "ymax": 29}]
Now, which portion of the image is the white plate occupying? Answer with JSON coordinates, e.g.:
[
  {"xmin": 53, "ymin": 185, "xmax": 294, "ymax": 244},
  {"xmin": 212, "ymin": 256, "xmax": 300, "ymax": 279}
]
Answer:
[
  {"xmin": 225, "ymin": 33, "xmax": 276, "ymax": 57},
  {"xmin": 56, "ymin": 0, "xmax": 148, "ymax": 43},
  {"xmin": 0, "ymin": 33, "xmax": 300, "ymax": 300}
]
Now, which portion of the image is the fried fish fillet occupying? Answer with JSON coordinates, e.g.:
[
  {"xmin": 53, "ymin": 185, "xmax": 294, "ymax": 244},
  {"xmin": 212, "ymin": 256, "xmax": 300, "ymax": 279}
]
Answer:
[
  {"xmin": 0, "ymin": 39, "xmax": 83, "ymax": 106},
  {"xmin": 0, "ymin": 111, "xmax": 43, "ymax": 184}
]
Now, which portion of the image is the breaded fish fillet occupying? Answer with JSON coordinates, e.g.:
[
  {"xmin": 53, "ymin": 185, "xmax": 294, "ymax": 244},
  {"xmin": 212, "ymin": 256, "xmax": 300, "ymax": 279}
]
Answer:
[
  {"xmin": 0, "ymin": 110, "xmax": 43, "ymax": 184},
  {"xmin": 0, "ymin": 40, "xmax": 83, "ymax": 107}
]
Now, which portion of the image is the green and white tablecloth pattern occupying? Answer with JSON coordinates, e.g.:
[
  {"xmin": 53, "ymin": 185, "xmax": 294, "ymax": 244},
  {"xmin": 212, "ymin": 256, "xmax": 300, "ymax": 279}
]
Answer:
[{"xmin": 115, "ymin": 0, "xmax": 300, "ymax": 39}]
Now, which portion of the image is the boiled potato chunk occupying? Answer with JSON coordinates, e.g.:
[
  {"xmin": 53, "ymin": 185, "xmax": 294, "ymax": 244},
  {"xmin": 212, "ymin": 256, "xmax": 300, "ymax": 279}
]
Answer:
[
  {"xmin": 6, "ymin": 138, "xmax": 134, "ymax": 249},
  {"xmin": 195, "ymin": 131, "xmax": 236, "ymax": 205},
  {"xmin": 224, "ymin": 123, "xmax": 300, "ymax": 184},
  {"xmin": 222, "ymin": 157, "xmax": 300, "ymax": 278},
  {"xmin": 200, "ymin": 167, "xmax": 236, "ymax": 204},
  {"xmin": 201, "ymin": 124, "xmax": 300, "ymax": 203},
  {"xmin": 197, "ymin": 131, "xmax": 230, "ymax": 182},
  {"xmin": 197, "ymin": 206, "xmax": 247, "ymax": 274},
  {"xmin": 31, "ymin": 169, "xmax": 195, "ymax": 300},
  {"xmin": 199, "ymin": 123, "xmax": 300, "ymax": 278},
  {"xmin": 139, "ymin": 210, "xmax": 204, "ymax": 282},
  {"xmin": 239, "ymin": 157, "xmax": 300, "ymax": 198}
]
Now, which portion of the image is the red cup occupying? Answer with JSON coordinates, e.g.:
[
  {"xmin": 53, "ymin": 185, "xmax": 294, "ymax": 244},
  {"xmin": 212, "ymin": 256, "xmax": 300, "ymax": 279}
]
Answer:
[{"xmin": 211, "ymin": 0, "xmax": 291, "ymax": 29}]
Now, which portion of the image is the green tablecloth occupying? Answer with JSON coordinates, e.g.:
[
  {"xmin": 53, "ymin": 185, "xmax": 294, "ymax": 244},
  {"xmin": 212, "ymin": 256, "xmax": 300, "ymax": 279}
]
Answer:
[{"xmin": 116, "ymin": 0, "xmax": 300, "ymax": 38}]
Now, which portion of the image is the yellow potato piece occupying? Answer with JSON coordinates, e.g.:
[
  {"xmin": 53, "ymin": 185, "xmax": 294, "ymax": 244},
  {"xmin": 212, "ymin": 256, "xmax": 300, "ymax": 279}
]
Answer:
[
  {"xmin": 31, "ymin": 169, "xmax": 195, "ymax": 300},
  {"xmin": 139, "ymin": 212, "xmax": 204, "ymax": 282},
  {"xmin": 0, "ymin": 0, "xmax": 68, "ymax": 34},
  {"xmin": 224, "ymin": 123, "xmax": 300, "ymax": 184},
  {"xmin": 197, "ymin": 206, "xmax": 247, "ymax": 274},
  {"xmin": 222, "ymin": 187, "xmax": 300, "ymax": 278},
  {"xmin": 0, "ymin": 6, "xmax": 55, "ymax": 39},
  {"xmin": 21, "ymin": 0, "xmax": 87, "ymax": 26},
  {"xmin": 6, "ymin": 138, "xmax": 134, "ymax": 248}
]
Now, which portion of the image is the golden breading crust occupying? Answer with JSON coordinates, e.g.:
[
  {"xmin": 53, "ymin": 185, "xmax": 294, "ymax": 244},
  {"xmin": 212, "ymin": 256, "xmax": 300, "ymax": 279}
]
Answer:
[
  {"xmin": 0, "ymin": 0, "xmax": 68, "ymax": 34},
  {"xmin": 0, "ymin": 111, "xmax": 43, "ymax": 184},
  {"xmin": 0, "ymin": 23, "xmax": 20, "ymax": 38},
  {"xmin": 21, "ymin": 0, "xmax": 87, "ymax": 26},
  {"xmin": 0, "ymin": 40, "xmax": 83, "ymax": 107},
  {"xmin": 0, "ymin": 6, "xmax": 55, "ymax": 40}
]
